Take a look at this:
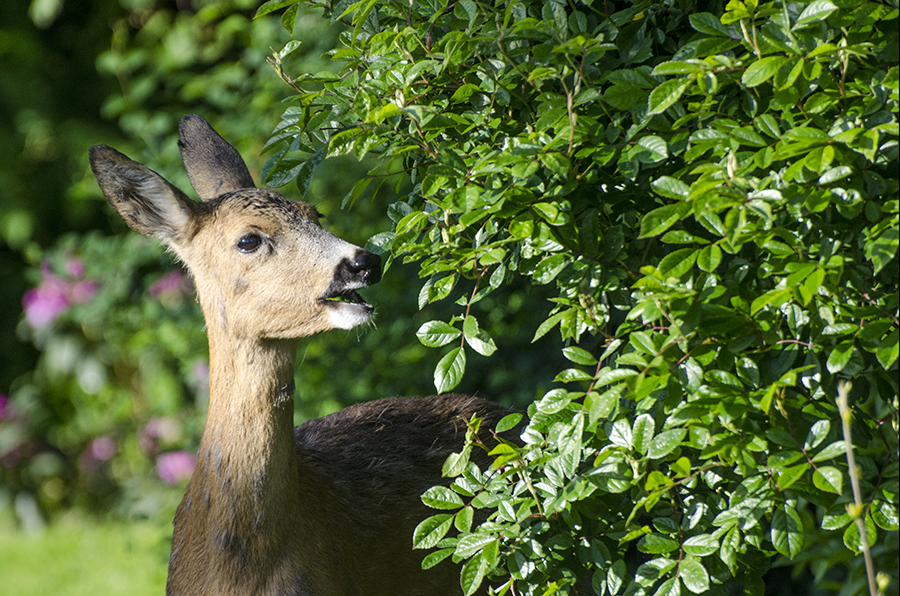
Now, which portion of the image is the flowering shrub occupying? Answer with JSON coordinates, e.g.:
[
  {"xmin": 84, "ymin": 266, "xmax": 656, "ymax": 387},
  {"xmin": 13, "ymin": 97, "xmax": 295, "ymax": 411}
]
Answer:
[
  {"xmin": 2, "ymin": 230, "xmax": 209, "ymax": 514},
  {"xmin": 22, "ymin": 260, "xmax": 99, "ymax": 329}
]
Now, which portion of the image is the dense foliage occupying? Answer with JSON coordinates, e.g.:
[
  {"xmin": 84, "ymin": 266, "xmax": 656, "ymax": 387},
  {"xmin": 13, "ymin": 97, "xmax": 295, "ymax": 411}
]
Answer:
[
  {"xmin": 3, "ymin": 0, "xmax": 542, "ymax": 528},
  {"xmin": 256, "ymin": 0, "xmax": 898, "ymax": 594}
]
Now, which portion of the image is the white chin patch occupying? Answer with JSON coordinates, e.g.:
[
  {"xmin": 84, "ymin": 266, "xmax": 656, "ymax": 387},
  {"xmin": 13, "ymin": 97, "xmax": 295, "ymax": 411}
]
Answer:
[{"xmin": 327, "ymin": 303, "xmax": 373, "ymax": 330}]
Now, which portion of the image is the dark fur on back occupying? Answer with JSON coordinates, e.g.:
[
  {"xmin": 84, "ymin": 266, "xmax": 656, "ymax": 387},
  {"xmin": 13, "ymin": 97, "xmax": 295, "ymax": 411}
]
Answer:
[{"xmin": 294, "ymin": 394, "xmax": 517, "ymax": 595}]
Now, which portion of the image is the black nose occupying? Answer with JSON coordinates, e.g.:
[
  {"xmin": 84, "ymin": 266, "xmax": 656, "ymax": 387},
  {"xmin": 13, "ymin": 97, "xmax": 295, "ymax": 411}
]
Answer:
[{"xmin": 346, "ymin": 250, "xmax": 381, "ymax": 286}]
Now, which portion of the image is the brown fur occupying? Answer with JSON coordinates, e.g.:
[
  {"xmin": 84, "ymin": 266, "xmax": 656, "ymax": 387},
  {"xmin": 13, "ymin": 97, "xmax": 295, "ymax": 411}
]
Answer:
[{"xmin": 89, "ymin": 116, "xmax": 515, "ymax": 596}]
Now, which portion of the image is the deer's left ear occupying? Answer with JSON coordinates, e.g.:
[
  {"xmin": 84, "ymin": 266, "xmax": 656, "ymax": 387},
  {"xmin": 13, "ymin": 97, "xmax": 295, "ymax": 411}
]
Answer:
[
  {"xmin": 89, "ymin": 144, "xmax": 199, "ymax": 247},
  {"xmin": 178, "ymin": 115, "xmax": 255, "ymax": 201}
]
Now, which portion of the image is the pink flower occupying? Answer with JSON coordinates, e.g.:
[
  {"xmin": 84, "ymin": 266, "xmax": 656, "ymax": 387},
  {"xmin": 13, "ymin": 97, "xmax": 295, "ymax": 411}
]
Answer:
[
  {"xmin": 90, "ymin": 436, "xmax": 116, "ymax": 461},
  {"xmin": 149, "ymin": 271, "xmax": 192, "ymax": 302},
  {"xmin": 192, "ymin": 361, "xmax": 209, "ymax": 388},
  {"xmin": 23, "ymin": 276, "xmax": 71, "ymax": 328},
  {"xmin": 80, "ymin": 436, "xmax": 117, "ymax": 472},
  {"xmin": 22, "ymin": 260, "xmax": 101, "ymax": 329},
  {"xmin": 70, "ymin": 280, "xmax": 100, "ymax": 303},
  {"xmin": 64, "ymin": 258, "xmax": 86, "ymax": 279},
  {"xmin": 156, "ymin": 451, "xmax": 196, "ymax": 485},
  {"xmin": 137, "ymin": 417, "xmax": 181, "ymax": 454}
]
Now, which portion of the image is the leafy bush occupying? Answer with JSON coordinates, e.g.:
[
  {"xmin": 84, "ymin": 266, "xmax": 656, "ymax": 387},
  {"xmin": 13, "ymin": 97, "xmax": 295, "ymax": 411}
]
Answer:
[{"xmin": 258, "ymin": 0, "xmax": 898, "ymax": 594}]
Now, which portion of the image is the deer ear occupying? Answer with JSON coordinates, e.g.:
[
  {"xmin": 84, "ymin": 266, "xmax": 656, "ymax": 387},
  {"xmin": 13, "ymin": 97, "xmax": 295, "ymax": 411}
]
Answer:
[
  {"xmin": 178, "ymin": 115, "xmax": 255, "ymax": 201},
  {"xmin": 89, "ymin": 144, "xmax": 198, "ymax": 245}
]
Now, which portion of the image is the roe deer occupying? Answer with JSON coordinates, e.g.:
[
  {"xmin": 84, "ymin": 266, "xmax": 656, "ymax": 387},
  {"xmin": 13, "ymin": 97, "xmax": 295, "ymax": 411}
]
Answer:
[{"xmin": 89, "ymin": 115, "xmax": 514, "ymax": 596}]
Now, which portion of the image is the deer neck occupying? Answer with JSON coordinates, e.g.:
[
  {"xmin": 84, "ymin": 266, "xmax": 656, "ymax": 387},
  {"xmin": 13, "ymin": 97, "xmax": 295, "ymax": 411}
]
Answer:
[{"xmin": 189, "ymin": 330, "xmax": 302, "ymax": 550}]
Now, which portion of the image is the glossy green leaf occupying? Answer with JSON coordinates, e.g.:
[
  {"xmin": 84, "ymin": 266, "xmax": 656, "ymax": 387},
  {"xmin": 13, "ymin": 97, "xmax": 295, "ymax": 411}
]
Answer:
[
  {"xmin": 639, "ymin": 204, "xmax": 682, "ymax": 238},
  {"xmin": 434, "ymin": 347, "xmax": 466, "ymax": 393},
  {"xmin": 421, "ymin": 486, "xmax": 465, "ymax": 509},
  {"xmin": 679, "ymin": 556, "xmax": 709, "ymax": 593},
  {"xmin": 413, "ymin": 514, "xmax": 454, "ymax": 549},
  {"xmin": 742, "ymin": 56, "xmax": 786, "ymax": 88},
  {"xmin": 648, "ymin": 78, "xmax": 692, "ymax": 115},
  {"xmin": 771, "ymin": 505, "xmax": 803, "ymax": 558},
  {"xmin": 794, "ymin": 0, "xmax": 838, "ymax": 29},
  {"xmin": 812, "ymin": 466, "xmax": 843, "ymax": 495},
  {"xmin": 417, "ymin": 320, "xmax": 461, "ymax": 347},
  {"xmin": 648, "ymin": 429, "xmax": 687, "ymax": 460}
]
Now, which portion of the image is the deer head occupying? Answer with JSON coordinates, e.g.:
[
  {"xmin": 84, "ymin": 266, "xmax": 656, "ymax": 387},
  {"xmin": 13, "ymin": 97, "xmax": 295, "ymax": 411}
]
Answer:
[{"xmin": 89, "ymin": 115, "xmax": 380, "ymax": 340}]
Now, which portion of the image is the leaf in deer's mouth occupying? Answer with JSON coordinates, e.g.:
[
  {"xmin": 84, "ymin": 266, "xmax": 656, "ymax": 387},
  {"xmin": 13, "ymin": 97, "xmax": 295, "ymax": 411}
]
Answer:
[{"xmin": 321, "ymin": 290, "xmax": 368, "ymax": 307}]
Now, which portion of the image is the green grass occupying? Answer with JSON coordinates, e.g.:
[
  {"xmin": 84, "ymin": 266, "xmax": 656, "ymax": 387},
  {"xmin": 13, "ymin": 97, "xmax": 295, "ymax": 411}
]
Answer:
[{"xmin": 0, "ymin": 512, "xmax": 169, "ymax": 595}]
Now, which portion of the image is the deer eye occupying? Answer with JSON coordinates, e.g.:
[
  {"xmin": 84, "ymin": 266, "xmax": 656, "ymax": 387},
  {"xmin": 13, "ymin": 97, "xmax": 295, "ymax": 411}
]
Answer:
[{"xmin": 237, "ymin": 233, "xmax": 263, "ymax": 253}]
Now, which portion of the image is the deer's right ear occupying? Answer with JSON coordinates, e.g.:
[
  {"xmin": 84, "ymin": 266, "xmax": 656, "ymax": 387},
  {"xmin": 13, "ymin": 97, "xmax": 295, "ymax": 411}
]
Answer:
[{"xmin": 90, "ymin": 145, "xmax": 198, "ymax": 245}]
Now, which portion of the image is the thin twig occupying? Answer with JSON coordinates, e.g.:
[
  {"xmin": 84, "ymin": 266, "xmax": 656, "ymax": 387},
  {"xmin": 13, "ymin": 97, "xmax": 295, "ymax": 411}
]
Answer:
[{"xmin": 837, "ymin": 381, "xmax": 879, "ymax": 596}]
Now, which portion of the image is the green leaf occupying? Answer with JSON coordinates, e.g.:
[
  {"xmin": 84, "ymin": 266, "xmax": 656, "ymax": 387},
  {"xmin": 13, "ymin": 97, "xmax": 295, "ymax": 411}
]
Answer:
[
  {"xmin": 609, "ymin": 419, "xmax": 633, "ymax": 449},
  {"xmin": 865, "ymin": 227, "xmax": 899, "ymax": 275},
  {"xmin": 422, "ymin": 548, "xmax": 454, "ymax": 569},
  {"xmin": 876, "ymin": 329, "xmax": 899, "ymax": 370},
  {"xmin": 462, "ymin": 316, "xmax": 497, "ymax": 356},
  {"xmin": 632, "ymin": 413, "xmax": 656, "ymax": 455},
  {"xmin": 460, "ymin": 552, "xmax": 487, "ymax": 596},
  {"xmin": 537, "ymin": 388, "xmax": 572, "ymax": 414},
  {"xmin": 812, "ymin": 440, "xmax": 846, "ymax": 462},
  {"xmin": 421, "ymin": 486, "xmax": 465, "ymax": 509},
  {"xmin": 751, "ymin": 288, "xmax": 793, "ymax": 314},
  {"xmin": 771, "ymin": 505, "xmax": 803, "ymax": 558},
  {"xmin": 647, "ymin": 428, "xmax": 687, "ymax": 460},
  {"xmin": 295, "ymin": 148, "xmax": 325, "ymax": 198},
  {"xmin": 450, "ymin": 83, "xmax": 480, "ymax": 103},
  {"xmin": 563, "ymin": 346, "xmax": 597, "ymax": 366},
  {"xmin": 639, "ymin": 204, "xmax": 681, "ymax": 238},
  {"xmin": 679, "ymin": 556, "xmax": 710, "ymax": 594},
  {"xmin": 532, "ymin": 254, "xmax": 569, "ymax": 284},
  {"xmin": 495, "ymin": 413, "xmax": 522, "ymax": 433},
  {"xmin": 637, "ymin": 533, "xmax": 679, "ymax": 554},
  {"xmin": 651, "ymin": 176, "xmax": 690, "ymax": 200},
  {"xmin": 697, "ymin": 244, "xmax": 722, "ymax": 272},
  {"xmin": 595, "ymin": 368, "xmax": 638, "ymax": 386},
  {"xmin": 608, "ymin": 559, "xmax": 626, "ymax": 595},
  {"xmin": 434, "ymin": 347, "xmax": 466, "ymax": 393},
  {"xmin": 413, "ymin": 514, "xmax": 454, "ymax": 549},
  {"xmin": 826, "ymin": 341, "xmax": 854, "ymax": 374},
  {"xmin": 871, "ymin": 500, "xmax": 900, "ymax": 531},
  {"xmin": 794, "ymin": 0, "xmax": 838, "ymax": 29},
  {"xmin": 843, "ymin": 514, "xmax": 877, "ymax": 553},
  {"xmin": 742, "ymin": 56, "xmax": 786, "ymax": 88},
  {"xmin": 532, "ymin": 311, "xmax": 565, "ymax": 342},
  {"xmin": 421, "ymin": 548, "xmax": 455, "ymax": 569},
  {"xmin": 652, "ymin": 61, "xmax": 707, "ymax": 76},
  {"xmin": 689, "ymin": 12, "xmax": 729, "ymax": 36},
  {"xmin": 417, "ymin": 320, "xmax": 462, "ymax": 347},
  {"xmin": 443, "ymin": 446, "xmax": 471, "ymax": 477},
  {"xmin": 804, "ymin": 420, "xmax": 830, "ymax": 450},
  {"xmin": 682, "ymin": 534, "xmax": 719, "ymax": 556},
  {"xmin": 754, "ymin": 114, "xmax": 781, "ymax": 139},
  {"xmin": 633, "ymin": 135, "xmax": 669, "ymax": 163},
  {"xmin": 652, "ymin": 577, "xmax": 680, "ymax": 596},
  {"xmin": 455, "ymin": 506, "xmax": 473, "ymax": 533},
  {"xmin": 813, "ymin": 466, "xmax": 844, "ymax": 495},
  {"xmin": 254, "ymin": 0, "xmax": 302, "ymax": 19},
  {"xmin": 818, "ymin": 165, "xmax": 853, "ymax": 184}
]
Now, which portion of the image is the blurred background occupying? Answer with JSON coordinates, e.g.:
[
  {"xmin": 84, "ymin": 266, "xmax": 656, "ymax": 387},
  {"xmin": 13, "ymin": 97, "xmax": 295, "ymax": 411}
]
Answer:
[{"xmin": 0, "ymin": 1, "xmax": 560, "ymax": 592}]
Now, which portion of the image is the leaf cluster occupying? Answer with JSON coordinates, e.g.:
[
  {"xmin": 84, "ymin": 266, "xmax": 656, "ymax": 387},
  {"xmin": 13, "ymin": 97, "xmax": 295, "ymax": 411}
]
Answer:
[{"xmin": 259, "ymin": 1, "xmax": 899, "ymax": 594}]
